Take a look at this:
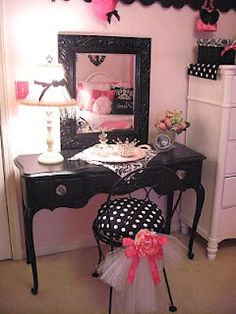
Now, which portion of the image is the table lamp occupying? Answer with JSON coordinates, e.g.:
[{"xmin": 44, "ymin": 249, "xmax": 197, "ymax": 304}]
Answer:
[{"xmin": 20, "ymin": 63, "xmax": 76, "ymax": 164}]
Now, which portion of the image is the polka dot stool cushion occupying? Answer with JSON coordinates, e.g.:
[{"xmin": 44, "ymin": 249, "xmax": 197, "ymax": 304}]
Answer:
[{"xmin": 93, "ymin": 198, "xmax": 165, "ymax": 246}]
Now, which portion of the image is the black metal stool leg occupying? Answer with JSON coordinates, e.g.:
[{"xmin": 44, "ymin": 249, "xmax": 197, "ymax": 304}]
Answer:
[
  {"xmin": 92, "ymin": 238, "xmax": 105, "ymax": 277},
  {"xmin": 163, "ymin": 266, "xmax": 177, "ymax": 312},
  {"xmin": 107, "ymin": 245, "xmax": 114, "ymax": 313},
  {"xmin": 108, "ymin": 286, "xmax": 113, "ymax": 314}
]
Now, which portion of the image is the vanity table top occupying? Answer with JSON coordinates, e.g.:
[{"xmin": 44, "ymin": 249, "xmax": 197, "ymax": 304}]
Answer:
[{"xmin": 14, "ymin": 143, "xmax": 206, "ymax": 178}]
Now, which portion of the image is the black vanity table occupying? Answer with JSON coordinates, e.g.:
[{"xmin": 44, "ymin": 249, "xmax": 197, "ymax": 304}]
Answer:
[{"xmin": 14, "ymin": 143, "xmax": 205, "ymax": 295}]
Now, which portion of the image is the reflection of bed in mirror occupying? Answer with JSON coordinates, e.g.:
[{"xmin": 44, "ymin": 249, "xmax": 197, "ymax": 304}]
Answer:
[{"xmin": 61, "ymin": 71, "xmax": 134, "ymax": 133}]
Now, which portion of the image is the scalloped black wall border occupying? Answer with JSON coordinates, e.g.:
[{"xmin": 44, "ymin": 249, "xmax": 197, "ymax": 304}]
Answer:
[{"xmin": 81, "ymin": 0, "xmax": 236, "ymax": 12}]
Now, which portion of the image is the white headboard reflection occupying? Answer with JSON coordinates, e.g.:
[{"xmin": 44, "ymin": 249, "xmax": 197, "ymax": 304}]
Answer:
[{"xmin": 85, "ymin": 71, "xmax": 114, "ymax": 83}]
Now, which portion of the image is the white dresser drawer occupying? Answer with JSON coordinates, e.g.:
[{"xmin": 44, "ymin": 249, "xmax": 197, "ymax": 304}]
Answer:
[
  {"xmin": 225, "ymin": 142, "xmax": 236, "ymax": 175},
  {"xmin": 229, "ymin": 109, "xmax": 236, "ymax": 140},
  {"xmin": 222, "ymin": 177, "xmax": 236, "ymax": 208},
  {"xmin": 218, "ymin": 206, "xmax": 236, "ymax": 238}
]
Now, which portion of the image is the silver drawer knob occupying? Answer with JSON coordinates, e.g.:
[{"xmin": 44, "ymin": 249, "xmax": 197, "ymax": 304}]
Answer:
[
  {"xmin": 56, "ymin": 184, "xmax": 67, "ymax": 196},
  {"xmin": 176, "ymin": 170, "xmax": 186, "ymax": 180}
]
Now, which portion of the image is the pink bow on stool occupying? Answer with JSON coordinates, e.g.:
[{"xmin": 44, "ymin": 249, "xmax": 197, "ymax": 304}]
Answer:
[{"xmin": 123, "ymin": 229, "xmax": 168, "ymax": 285}]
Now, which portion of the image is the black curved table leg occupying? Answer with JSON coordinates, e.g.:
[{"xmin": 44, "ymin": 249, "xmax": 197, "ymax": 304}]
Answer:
[
  {"xmin": 23, "ymin": 205, "xmax": 30, "ymax": 265},
  {"xmin": 25, "ymin": 209, "xmax": 38, "ymax": 295},
  {"xmin": 188, "ymin": 184, "xmax": 205, "ymax": 259}
]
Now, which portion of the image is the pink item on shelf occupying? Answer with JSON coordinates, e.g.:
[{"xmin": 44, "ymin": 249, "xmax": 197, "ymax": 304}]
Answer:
[
  {"xmin": 196, "ymin": 18, "xmax": 217, "ymax": 32},
  {"xmin": 15, "ymin": 81, "xmax": 29, "ymax": 100}
]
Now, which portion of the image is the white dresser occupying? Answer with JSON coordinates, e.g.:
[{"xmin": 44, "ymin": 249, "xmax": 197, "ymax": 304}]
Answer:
[{"xmin": 180, "ymin": 65, "xmax": 236, "ymax": 259}]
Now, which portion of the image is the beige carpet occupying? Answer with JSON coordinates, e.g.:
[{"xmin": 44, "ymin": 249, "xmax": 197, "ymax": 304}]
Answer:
[{"xmin": 0, "ymin": 233, "xmax": 236, "ymax": 314}]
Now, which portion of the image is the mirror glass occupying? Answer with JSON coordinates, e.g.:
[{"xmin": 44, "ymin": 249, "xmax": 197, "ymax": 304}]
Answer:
[
  {"xmin": 74, "ymin": 52, "xmax": 135, "ymax": 133},
  {"xmin": 58, "ymin": 34, "xmax": 151, "ymax": 150}
]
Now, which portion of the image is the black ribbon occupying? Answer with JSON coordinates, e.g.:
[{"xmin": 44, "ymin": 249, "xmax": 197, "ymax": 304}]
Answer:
[
  {"xmin": 106, "ymin": 10, "xmax": 120, "ymax": 24},
  {"xmin": 34, "ymin": 79, "xmax": 67, "ymax": 102}
]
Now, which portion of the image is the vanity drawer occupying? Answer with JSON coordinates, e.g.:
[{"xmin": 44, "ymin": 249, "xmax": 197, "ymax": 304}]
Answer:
[
  {"xmin": 32, "ymin": 176, "xmax": 86, "ymax": 209},
  {"xmin": 170, "ymin": 162, "xmax": 203, "ymax": 189},
  {"xmin": 86, "ymin": 172, "xmax": 118, "ymax": 195},
  {"xmin": 225, "ymin": 142, "xmax": 236, "ymax": 175},
  {"xmin": 222, "ymin": 177, "xmax": 236, "ymax": 208}
]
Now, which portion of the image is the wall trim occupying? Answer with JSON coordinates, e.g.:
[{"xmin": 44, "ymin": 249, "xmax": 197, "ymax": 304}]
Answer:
[
  {"xmin": 180, "ymin": 215, "xmax": 209, "ymax": 241},
  {"xmin": 34, "ymin": 223, "xmax": 180, "ymax": 257},
  {"xmin": 34, "ymin": 220, "xmax": 180, "ymax": 257},
  {"xmin": 0, "ymin": 0, "xmax": 23, "ymax": 260},
  {"xmin": 35, "ymin": 237, "xmax": 97, "ymax": 257}
]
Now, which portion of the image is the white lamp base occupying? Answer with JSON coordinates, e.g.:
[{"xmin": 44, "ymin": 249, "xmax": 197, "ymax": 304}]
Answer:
[{"xmin": 38, "ymin": 151, "xmax": 64, "ymax": 165}]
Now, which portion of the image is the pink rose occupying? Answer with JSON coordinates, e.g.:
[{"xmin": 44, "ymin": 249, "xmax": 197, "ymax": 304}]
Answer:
[
  {"xmin": 134, "ymin": 229, "xmax": 168, "ymax": 257},
  {"xmin": 158, "ymin": 122, "xmax": 167, "ymax": 130},
  {"xmin": 164, "ymin": 118, "xmax": 172, "ymax": 129}
]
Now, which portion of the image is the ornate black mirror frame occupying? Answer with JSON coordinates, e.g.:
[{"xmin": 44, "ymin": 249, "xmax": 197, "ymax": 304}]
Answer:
[{"xmin": 58, "ymin": 34, "xmax": 151, "ymax": 150}]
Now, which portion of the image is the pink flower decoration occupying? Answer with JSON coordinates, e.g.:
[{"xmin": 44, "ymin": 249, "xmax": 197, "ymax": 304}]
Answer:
[
  {"xmin": 135, "ymin": 229, "xmax": 168, "ymax": 257},
  {"xmin": 91, "ymin": 0, "xmax": 118, "ymax": 21},
  {"xmin": 123, "ymin": 229, "xmax": 168, "ymax": 285},
  {"xmin": 155, "ymin": 109, "xmax": 190, "ymax": 134},
  {"xmin": 158, "ymin": 122, "xmax": 167, "ymax": 130}
]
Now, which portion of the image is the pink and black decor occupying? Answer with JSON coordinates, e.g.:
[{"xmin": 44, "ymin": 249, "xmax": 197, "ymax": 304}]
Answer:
[
  {"xmin": 188, "ymin": 38, "xmax": 236, "ymax": 81},
  {"xmin": 196, "ymin": 0, "xmax": 219, "ymax": 32},
  {"xmin": 52, "ymin": 0, "xmax": 236, "ymax": 24},
  {"xmin": 52, "ymin": 0, "xmax": 236, "ymax": 12}
]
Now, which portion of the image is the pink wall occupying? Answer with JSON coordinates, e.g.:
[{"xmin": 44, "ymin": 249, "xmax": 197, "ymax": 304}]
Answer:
[{"xmin": 2, "ymin": 0, "xmax": 236, "ymax": 255}]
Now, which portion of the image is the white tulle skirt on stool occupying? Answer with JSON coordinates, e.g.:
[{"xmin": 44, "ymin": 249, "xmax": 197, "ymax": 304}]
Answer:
[{"xmin": 99, "ymin": 229, "xmax": 182, "ymax": 314}]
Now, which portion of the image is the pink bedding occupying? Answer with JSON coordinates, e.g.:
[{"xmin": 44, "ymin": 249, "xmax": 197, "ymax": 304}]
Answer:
[
  {"xmin": 77, "ymin": 110, "xmax": 134, "ymax": 132},
  {"xmin": 99, "ymin": 120, "xmax": 132, "ymax": 130}
]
